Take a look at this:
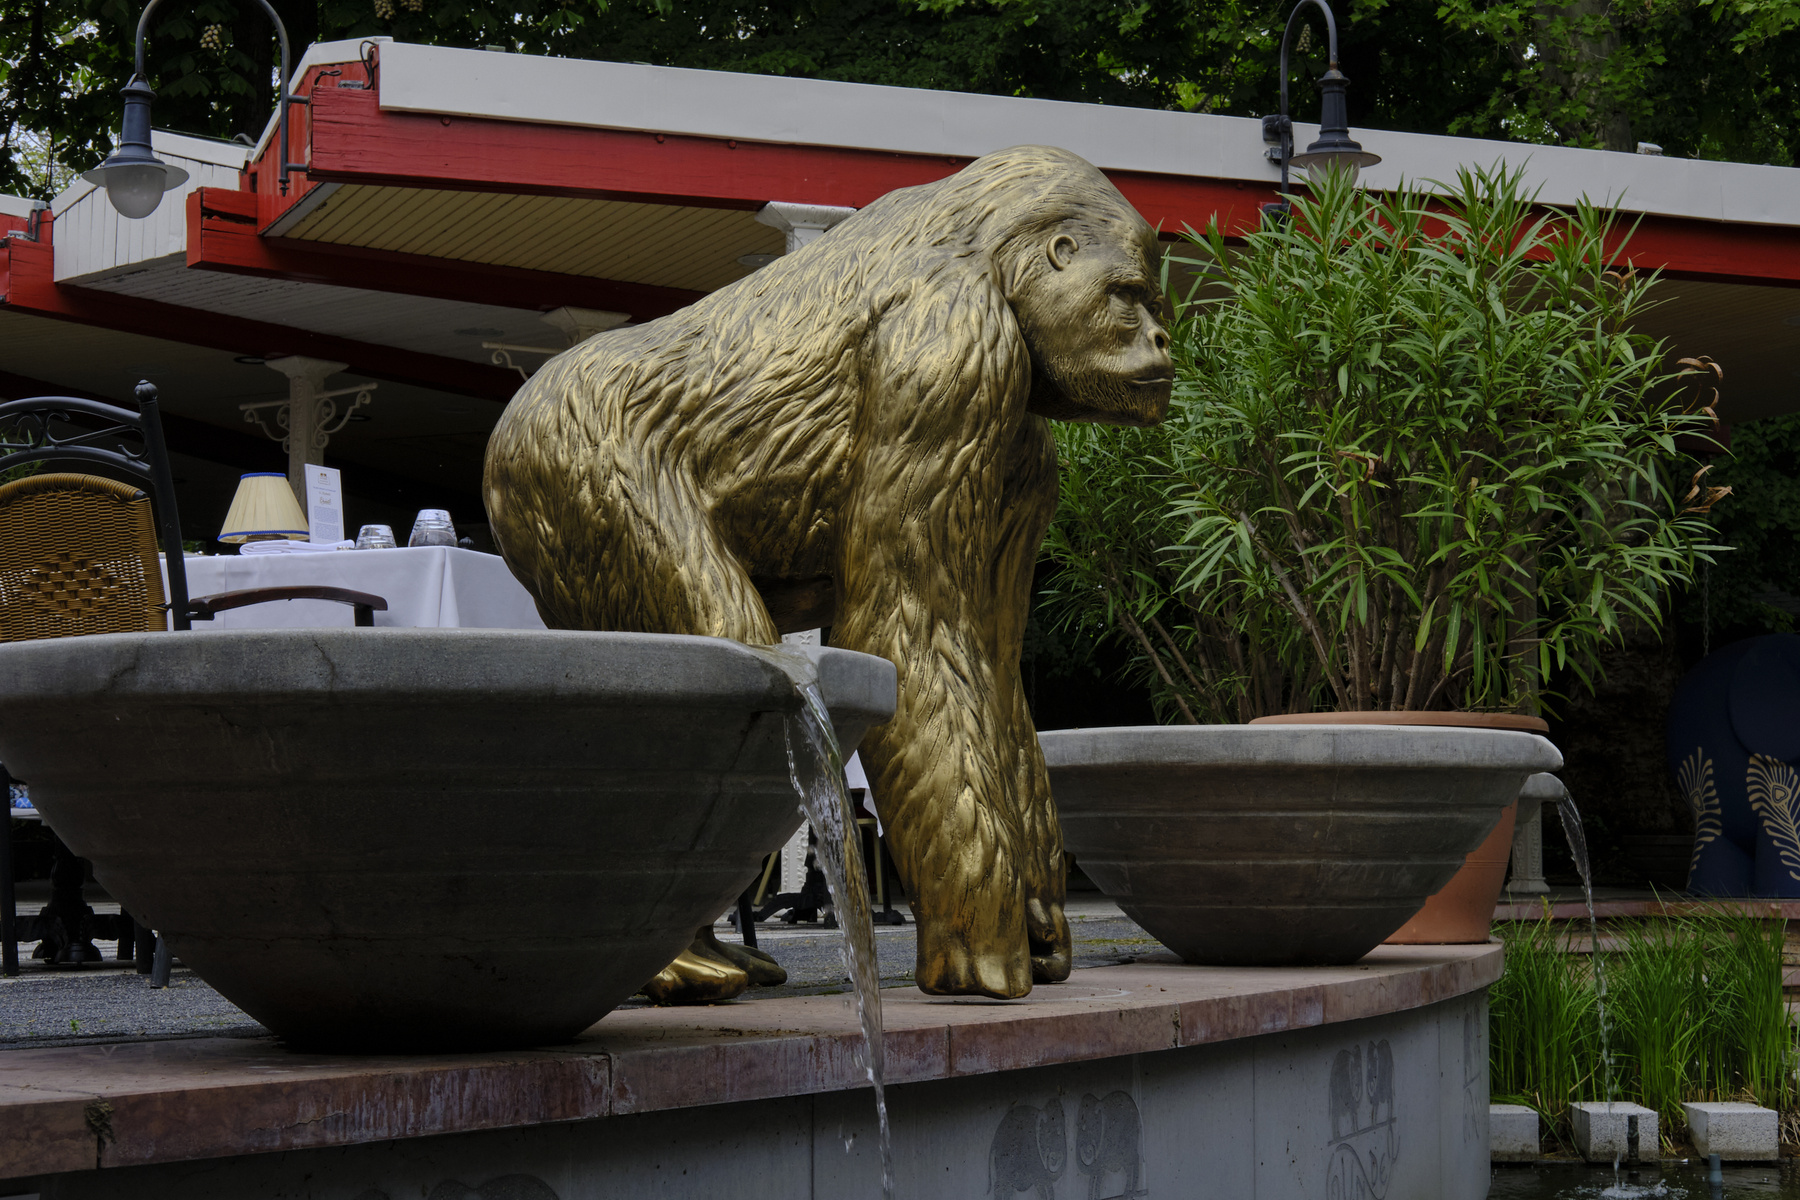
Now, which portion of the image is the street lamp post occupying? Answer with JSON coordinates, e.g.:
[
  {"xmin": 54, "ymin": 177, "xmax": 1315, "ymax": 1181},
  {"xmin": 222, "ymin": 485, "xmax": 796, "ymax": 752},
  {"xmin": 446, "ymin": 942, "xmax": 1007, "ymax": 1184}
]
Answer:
[
  {"xmin": 82, "ymin": 0, "xmax": 308, "ymax": 219},
  {"xmin": 1261, "ymin": 0, "xmax": 1381, "ymax": 220}
]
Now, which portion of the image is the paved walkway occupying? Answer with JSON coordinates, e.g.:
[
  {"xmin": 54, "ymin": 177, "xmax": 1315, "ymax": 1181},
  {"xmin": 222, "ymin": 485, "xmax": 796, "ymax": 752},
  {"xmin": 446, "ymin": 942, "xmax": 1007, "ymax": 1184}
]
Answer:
[{"xmin": 0, "ymin": 890, "xmax": 1157, "ymax": 1050}]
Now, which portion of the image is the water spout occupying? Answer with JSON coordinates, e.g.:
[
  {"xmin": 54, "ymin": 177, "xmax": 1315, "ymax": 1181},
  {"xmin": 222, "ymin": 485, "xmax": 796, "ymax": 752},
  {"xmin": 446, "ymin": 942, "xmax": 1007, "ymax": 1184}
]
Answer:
[
  {"xmin": 1556, "ymin": 791, "xmax": 1615, "ymax": 1109},
  {"xmin": 780, "ymin": 670, "xmax": 896, "ymax": 1200}
]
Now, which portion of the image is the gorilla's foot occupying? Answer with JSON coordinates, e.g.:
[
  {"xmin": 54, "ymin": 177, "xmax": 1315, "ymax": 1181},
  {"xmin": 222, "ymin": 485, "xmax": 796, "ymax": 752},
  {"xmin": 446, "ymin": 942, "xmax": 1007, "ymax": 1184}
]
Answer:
[
  {"xmin": 640, "ymin": 930, "xmax": 750, "ymax": 1005},
  {"xmin": 1027, "ymin": 897, "xmax": 1072, "ymax": 984},
  {"xmin": 694, "ymin": 925, "xmax": 788, "ymax": 987},
  {"xmin": 914, "ymin": 916, "xmax": 1032, "ymax": 999}
]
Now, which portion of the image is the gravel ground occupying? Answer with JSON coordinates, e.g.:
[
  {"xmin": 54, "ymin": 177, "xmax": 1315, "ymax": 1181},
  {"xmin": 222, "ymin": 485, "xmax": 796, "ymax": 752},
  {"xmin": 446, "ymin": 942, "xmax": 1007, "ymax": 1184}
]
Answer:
[
  {"xmin": 0, "ymin": 966, "xmax": 267, "ymax": 1048},
  {"xmin": 0, "ymin": 900, "xmax": 1164, "ymax": 1050}
]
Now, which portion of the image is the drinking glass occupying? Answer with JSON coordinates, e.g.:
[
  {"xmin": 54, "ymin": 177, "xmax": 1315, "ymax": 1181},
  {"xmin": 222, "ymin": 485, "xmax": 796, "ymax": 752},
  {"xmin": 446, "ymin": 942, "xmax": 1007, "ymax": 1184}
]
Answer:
[
  {"xmin": 355, "ymin": 524, "xmax": 397, "ymax": 549},
  {"xmin": 408, "ymin": 509, "xmax": 457, "ymax": 548}
]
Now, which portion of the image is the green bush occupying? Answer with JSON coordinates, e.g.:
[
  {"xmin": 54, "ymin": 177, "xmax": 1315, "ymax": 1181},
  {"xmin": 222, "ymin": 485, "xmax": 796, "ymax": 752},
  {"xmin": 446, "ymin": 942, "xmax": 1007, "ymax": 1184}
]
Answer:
[{"xmin": 1045, "ymin": 165, "xmax": 1722, "ymax": 722}]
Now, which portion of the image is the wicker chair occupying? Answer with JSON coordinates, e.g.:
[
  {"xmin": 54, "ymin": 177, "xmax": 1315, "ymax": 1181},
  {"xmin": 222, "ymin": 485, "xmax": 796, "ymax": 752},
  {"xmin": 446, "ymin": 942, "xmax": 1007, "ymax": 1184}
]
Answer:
[{"xmin": 0, "ymin": 383, "xmax": 386, "ymax": 980}]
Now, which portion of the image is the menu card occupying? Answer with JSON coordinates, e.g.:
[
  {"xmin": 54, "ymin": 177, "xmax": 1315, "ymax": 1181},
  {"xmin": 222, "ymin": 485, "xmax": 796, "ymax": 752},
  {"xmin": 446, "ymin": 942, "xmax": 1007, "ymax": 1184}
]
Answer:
[{"xmin": 306, "ymin": 465, "xmax": 344, "ymax": 545}]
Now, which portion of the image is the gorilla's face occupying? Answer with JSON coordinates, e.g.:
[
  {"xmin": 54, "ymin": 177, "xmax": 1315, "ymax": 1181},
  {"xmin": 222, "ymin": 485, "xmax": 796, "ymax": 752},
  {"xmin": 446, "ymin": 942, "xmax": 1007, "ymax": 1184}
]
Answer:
[{"xmin": 1012, "ymin": 223, "xmax": 1172, "ymax": 427}]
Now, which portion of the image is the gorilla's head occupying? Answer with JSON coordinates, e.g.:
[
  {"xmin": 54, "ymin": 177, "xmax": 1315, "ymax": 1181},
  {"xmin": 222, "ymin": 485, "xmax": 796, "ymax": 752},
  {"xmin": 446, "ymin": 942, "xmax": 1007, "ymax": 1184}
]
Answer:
[{"xmin": 1008, "ymin": 216, "xmax": 1172, "ymax": 427}]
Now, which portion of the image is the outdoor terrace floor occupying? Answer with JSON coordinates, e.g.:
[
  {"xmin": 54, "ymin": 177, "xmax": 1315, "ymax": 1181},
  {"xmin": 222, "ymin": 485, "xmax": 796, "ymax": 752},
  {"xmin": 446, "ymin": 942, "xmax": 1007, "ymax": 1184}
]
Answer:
[{"xmin": 0, "ymin": 889, "xmax": 1157, "ymax": 1050}]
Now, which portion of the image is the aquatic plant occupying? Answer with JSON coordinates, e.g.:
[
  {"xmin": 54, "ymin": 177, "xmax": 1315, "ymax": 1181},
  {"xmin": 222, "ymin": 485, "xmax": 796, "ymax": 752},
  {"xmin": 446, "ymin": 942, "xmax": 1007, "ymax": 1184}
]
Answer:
[
  {"xmin": 1492, "ymin": 907, "xmax": 1798, "ymax": 1145},
  {"xmin": 1491, "ymin": 912, "xmax": 1600, "ymax": 1136},
  {"xmin": 1716, "ymin": 912, "xmax": 1796, "ymax": 1113},
  {"xmin": 1611, "ymin": 920, "xmax": 1705, "ymax": 1132}
]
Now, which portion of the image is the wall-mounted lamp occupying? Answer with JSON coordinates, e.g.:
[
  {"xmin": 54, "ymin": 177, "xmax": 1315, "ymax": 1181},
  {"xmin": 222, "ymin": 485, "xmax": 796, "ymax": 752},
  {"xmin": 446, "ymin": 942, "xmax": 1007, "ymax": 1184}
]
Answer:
[
  {"xmin": 1261, "ymin": 0, "xmax": 1381, "ymax": 220},
  {"xmin": 81, "ymin": 0, "xmax": 308, "ymax": 219}
]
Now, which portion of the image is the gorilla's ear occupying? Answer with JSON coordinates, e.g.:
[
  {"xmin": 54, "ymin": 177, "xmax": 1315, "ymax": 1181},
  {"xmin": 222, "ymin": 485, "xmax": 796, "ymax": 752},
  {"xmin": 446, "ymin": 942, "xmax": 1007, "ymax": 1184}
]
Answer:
[{"xmin": 1047, "ymin": 233, "xmax": 1080, "ymax": 271}]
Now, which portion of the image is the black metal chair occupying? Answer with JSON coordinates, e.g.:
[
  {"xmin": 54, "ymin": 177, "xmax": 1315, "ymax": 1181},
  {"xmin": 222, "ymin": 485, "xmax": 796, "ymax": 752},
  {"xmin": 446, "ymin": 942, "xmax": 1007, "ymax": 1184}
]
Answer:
[{"xmin": 0, "ymin": 381, "xmax": 386, "ymax": 980}]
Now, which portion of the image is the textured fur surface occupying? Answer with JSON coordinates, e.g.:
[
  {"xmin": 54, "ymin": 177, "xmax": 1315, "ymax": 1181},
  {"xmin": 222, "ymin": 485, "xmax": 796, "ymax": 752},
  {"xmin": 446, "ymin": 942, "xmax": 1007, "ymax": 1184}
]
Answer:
[{"xmin": 484, "ymin": 146, "xmax": 1167, "ymax": 997}]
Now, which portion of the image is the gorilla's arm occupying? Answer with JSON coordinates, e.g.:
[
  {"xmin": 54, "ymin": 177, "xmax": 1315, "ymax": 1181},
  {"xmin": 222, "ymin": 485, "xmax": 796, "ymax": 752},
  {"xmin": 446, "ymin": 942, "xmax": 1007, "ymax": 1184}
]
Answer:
[{"xmin": 831, "ymin": 274, "xmax": 1040, "ymax": 998}]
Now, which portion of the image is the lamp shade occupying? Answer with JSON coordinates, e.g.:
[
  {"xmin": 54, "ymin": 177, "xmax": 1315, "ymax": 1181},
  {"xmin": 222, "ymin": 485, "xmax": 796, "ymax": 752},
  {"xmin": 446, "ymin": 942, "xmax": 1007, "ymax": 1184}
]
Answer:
[
  {"xmin": 79, "ymin": 77, "xmax": 189, "ymax": 220},
  {"xmin": 1289, "ymin": 67, "xmax": 1381, "ymax": 185},
  {"xmin": 219, "ymin": 473, "xmax": 309, "ymax": 543}
]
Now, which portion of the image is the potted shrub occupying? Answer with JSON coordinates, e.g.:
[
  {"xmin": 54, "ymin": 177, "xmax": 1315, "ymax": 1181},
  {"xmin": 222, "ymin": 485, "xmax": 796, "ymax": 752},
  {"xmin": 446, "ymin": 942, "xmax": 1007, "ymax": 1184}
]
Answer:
[{"xmin": 1043, "ymin": 165, "xmax": 1724, "ymax": 946}]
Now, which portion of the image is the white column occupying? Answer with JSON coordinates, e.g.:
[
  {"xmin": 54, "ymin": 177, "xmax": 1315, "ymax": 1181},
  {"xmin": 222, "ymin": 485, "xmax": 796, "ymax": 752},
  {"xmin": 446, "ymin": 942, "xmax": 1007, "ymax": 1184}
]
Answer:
[
  {"xmin": 1507, "ymin": 809, "xmax": 1550, "ymax": 894},
  {"xmin": 269, "ymin": 357, "xmax": 340, "ymax": 501},
  {"xmin": 754, "ymin": 201, "xmax": 856, "ymax": 253},
  {"xmin": 541, "ymin": 306, "xmax": 630, "ymax": 344},
  {"xmin": 247, "ymin": 357, "xmax": 375, "ymax": 504}
]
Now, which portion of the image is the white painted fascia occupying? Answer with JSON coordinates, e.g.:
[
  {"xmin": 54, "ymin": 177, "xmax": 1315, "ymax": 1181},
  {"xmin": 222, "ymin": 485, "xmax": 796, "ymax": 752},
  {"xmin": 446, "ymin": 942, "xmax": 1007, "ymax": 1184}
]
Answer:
[
  {"xmin": 152, "ymin": 129, "xmax": 253, "ymax": 170},
  {"xmin": 373, "ymin": 40, "xmax": 1797, "ymax": 228},
  {"xmin": 0, "ymin": 194, "xmax": 40, "ymax": 220},
  {"xmin": 49, "ymin": 130, "xmax": 251, "ymax": 217},
  {"xmin": 48, "ymin": 178, "xmax": 98, "ymax": 217}
]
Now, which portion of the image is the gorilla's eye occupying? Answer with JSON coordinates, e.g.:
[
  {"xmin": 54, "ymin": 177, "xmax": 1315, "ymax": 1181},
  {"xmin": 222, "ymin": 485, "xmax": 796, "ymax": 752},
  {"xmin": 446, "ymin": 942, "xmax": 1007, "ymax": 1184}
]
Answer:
[{"xmin": 1109, "ymin": 290, "xmax": 1141, "ymax": 327}]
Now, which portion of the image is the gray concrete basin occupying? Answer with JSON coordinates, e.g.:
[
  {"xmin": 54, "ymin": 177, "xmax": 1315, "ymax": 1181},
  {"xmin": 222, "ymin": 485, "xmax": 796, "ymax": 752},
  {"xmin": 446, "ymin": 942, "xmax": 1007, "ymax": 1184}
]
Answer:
[
  {"xmin": 0, "ymin": 629, "xmax": 895, "ymax": 1050},
  {"xmin": 1041, "ymin": 724, "xmax": 1563, "ymax": 965}
]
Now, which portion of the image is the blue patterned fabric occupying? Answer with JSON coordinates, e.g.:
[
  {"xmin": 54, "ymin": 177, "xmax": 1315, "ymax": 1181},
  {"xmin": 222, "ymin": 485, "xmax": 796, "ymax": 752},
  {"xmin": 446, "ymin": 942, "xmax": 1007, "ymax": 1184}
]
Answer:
[{"xmin": 1667, "ymin": 634, "xmax": 1800, "ymax": 896}]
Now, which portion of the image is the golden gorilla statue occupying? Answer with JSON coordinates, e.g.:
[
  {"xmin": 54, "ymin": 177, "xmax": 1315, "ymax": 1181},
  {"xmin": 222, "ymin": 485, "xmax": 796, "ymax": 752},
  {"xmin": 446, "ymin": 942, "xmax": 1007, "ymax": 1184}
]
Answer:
[{"xmin": 483, "ymin": 145, "xmax": 1171, "ymax": 999}]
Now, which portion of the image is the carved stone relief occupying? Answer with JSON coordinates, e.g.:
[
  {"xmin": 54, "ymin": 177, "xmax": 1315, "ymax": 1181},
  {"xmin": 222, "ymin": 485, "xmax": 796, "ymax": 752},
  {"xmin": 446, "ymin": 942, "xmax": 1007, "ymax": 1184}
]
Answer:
[
  {"xmin": 989, "ymin": 1090, "xmax": 1145, "ymax": 1199},
  {"xmin": 1326, "ymin": 1039, "xmax": 1398, "ymax": 1200}
]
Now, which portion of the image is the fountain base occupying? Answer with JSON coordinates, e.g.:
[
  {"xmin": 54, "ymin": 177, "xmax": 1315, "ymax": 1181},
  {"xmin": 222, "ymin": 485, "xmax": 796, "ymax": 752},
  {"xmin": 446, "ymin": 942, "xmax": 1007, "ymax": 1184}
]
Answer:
[{"xmin": 7, "ymin": 945, "xmax": 1500, "ymax": 1200}]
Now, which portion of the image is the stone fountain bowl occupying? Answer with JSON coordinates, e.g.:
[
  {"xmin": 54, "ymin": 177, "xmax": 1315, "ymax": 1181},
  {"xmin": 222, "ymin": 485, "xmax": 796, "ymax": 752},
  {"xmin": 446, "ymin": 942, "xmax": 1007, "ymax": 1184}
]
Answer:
[
  {"xmin": 1040, "ymin": 724, "xmax": 1562, "ymax": 966},
  {"xmin": 0, "ymin": 629, "xmax": 894, "ymax": 1051}
]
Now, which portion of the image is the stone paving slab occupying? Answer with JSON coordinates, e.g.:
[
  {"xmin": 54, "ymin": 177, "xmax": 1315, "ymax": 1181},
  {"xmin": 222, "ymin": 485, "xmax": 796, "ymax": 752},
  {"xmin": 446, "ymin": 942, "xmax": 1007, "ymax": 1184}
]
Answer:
[
  {"xmin": 0, "ymin": 943, "xmax": 1500, "ymax": 1181},
  {"xmin": 1684, "ymin": 1101, "xmax": 1780, "ymax": 1161},
  {"xmin": 1490, "ymin": 1103, "xmax": 1540, "ymax": 1161},
  {"xmin": 1571, "ymin": 1101, "xmax": 1659, "ymax": 1162}
]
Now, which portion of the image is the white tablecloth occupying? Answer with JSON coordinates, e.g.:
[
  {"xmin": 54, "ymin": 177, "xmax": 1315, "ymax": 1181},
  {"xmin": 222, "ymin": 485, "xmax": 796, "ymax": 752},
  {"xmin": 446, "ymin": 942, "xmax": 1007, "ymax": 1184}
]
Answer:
[{"xmin": 164, "ymin": 546, "xmax": 546, "ymax": 630}]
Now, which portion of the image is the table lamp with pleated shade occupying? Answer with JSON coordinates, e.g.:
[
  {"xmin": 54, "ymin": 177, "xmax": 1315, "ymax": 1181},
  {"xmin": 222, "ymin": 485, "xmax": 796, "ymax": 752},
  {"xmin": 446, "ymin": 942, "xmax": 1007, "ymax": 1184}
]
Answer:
[{"xmin": 218, "ymin": 473, "xmax": 310, "ymax": 543}]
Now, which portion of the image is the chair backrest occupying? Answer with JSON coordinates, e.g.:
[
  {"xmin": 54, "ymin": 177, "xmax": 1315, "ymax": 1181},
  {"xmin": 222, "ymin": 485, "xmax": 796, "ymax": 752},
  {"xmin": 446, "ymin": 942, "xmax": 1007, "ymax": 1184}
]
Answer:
[
  {"xmin": 0, "ymin": 382, "xmax": 191, "ymax": 629},
  {"xmin": 0, "ymin": 474, "xmax": 170, "ymax": 642}
]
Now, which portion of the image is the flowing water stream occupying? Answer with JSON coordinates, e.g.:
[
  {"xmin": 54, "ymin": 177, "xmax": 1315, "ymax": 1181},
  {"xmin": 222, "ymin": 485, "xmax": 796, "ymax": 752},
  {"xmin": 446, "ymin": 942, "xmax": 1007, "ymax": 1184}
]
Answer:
[
  {"xmin": 772, "ymin": 660, "xmax": 896, "ymax": 1200},
  {"xmin": 1556, "ymin": 789, "xmax": 1659, "ymax": 1198},
  {"xmin": 1555, "ymin": 790, "xmax": 1614, "ymax": 1110}
]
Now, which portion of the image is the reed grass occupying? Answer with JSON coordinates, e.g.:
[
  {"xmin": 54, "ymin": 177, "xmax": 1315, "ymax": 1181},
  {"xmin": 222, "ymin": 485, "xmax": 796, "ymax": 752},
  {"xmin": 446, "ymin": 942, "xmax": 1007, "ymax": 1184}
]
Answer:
[
  {"xmin": 1716, "ymin": 913, "xmax": 1796, "ymax": 1112},
  {"xmin": 1490, "ymin": 914, "xmax": 1600, "ymax": 1136},
  {"xmin": 1491, "ymin": 909, "xmax": 1798, "ymax": 1143},
  {"xmin": 1612, "ymin": 920, "xmax": 1704, "ymax": 1130}
]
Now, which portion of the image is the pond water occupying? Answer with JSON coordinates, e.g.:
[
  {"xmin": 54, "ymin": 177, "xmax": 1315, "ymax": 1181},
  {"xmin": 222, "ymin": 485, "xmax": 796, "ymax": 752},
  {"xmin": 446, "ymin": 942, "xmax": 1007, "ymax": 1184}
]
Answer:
[{"xmin": 1491, "ymin": 1161, "xmax": 1800, "ymax": 1198}]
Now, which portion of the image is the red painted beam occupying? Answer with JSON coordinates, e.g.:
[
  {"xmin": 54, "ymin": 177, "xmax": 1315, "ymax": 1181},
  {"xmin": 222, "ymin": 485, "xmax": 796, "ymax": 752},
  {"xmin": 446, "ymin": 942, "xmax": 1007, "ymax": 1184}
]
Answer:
[
  {"xmin": 297, "ymin": 85, "xmax": 1281, "ymax": 234},
  {"xmin": 0, "ymin": 235, "xmax": 520, "ymax": 402},
  {"xmin": 187, "ymin": 188, "xmax": 707, "ymax": 317},
  {"xmin": 300, "ymin": 85, "xmax": 957, "ymax": 212},
  {"xmin": 278, "ymin": 80, "xmax": 1800, "ymax": 287},
  {"xmin": 297, "ymin": 85, "xmax": 1282, "ymax": 238}
]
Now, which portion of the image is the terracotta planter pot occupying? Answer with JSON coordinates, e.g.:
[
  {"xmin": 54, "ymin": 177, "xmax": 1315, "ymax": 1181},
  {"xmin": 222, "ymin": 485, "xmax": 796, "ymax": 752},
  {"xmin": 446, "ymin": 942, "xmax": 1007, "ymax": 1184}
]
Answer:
[
  {"xmin": 1383, "ymin": 800, "xmax": 1518, "ymax": 943},
  {"xmin": 1252, "ymin": 711, "xmax": 1550, "ymax": 944}
]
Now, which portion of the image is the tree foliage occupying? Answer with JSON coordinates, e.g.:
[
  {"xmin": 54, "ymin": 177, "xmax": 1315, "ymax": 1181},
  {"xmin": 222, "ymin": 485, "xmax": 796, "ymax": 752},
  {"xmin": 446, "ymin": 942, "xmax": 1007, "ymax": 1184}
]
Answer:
[
  {"xmin": 1044, "ymin": 166, "xmax": 1723, "ymax": 723},
  {"xmin": 1423, "ymin": 0, "xmax": 1800, "ymax": 159},
  {"xmin": 1676, "ymin": 410, "xmax": 1800, "ymax": 642},
  {"xmin": 4, "ymin": 0, "xmax": 1797, "ymax": 200}
]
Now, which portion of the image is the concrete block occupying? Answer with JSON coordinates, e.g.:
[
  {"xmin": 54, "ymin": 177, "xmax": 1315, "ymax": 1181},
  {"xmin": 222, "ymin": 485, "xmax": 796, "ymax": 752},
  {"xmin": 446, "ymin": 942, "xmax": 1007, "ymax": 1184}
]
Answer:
[
  {"xmin": 1489, "ymin": 1104, "xmax": 1539, "ymax": 1161},
  {"xmin": 1570, "ymin": 1102, "xmax": 1659, "ymax": 1162},
  {"xmin": 1683, "ymin": 1101, "xmax": 1779, "ymax": 1161}
]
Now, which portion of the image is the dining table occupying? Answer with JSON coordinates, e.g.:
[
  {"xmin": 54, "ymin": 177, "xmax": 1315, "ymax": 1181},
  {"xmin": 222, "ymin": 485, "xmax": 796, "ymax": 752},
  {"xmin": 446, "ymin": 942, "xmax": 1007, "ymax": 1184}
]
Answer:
[{"xmin": 164, "ymin": 545, "xmax": 547, "ymax": 630}]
